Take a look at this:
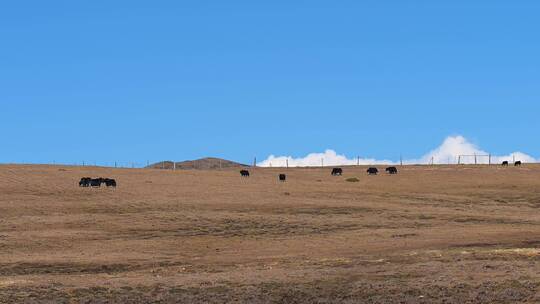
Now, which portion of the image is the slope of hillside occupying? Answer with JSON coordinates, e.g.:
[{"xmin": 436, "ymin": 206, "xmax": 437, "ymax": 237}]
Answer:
[{"xmin": 148, "ymin": 157, "xmax": 249, "ymax": 170}]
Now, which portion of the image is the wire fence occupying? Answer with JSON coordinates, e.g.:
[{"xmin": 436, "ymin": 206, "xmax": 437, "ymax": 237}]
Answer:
[
  {"xmin": 1, "ymin": 161, "xmax": 152, "ymax": 169},
  {"xmin": 1, "ymin": 154, "xmax": 537, "ymax": 169}
]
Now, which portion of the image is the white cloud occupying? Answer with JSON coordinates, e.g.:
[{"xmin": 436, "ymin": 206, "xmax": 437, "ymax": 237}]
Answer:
[
  {"xmin": 257, "ymin": 136, "xmax": 539, "ymax": 167},
  {"xmin": 257, "ymin": 150, "xmax": 394, "ymax": 167}
]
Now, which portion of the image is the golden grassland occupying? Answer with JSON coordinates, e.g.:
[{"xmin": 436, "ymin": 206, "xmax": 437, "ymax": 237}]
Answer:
[{"xmin": 0, "ymin": 164, "xmax": 539, "ymax": 303}]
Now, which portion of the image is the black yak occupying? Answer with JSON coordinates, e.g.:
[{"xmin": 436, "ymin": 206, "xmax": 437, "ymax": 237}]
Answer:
[
  {"xmin": 367, "ymin": 167, "xmax": 378, "ymax": 175},
  {"xmin": 331, "ymin": 168, "xmax": 343, "ymax": 176},
  {"xmin": 90, "ymin": 178, "xmax": 103, "ymax": 187},
  {"xmin": 386, "ymin": 167, "xmax": 398, "ymax": 174},
  {"xmin": 79, "ymin": 177, "xmax": 91, "ymax": 187},
  {"xmin": 103, "ymin": 178, "xmax": 117, "ymax": 188}
]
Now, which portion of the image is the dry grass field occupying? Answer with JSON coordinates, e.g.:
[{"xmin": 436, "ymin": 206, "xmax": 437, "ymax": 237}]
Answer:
[{"xmin": 0, "ymin": 164, "xmax": 540, "ymax": 303}]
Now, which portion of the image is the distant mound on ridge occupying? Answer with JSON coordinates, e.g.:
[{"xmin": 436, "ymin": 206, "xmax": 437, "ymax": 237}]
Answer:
[{"xmin": 147, "ymin": 157, "xmax": 249, "ymax": 170}]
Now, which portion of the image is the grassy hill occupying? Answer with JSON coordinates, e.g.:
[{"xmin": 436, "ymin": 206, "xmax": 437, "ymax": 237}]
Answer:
[{"xmin": 147, "ymin": 157, "xmax": 249, "ymax": 170}]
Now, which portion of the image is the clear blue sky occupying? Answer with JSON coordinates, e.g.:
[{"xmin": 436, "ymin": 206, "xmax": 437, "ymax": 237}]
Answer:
[{"xmin": 1, "ymin": 1, "xmax": 539, "ymax": 165}]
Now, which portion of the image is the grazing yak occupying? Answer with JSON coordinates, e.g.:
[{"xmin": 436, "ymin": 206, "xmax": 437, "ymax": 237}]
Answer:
[
  {"xmin": 240, "ymin": 170, "xmax": 250, "ymax": 177},
  {"xmin": 386, "ymin": 167, "xmax": 398, "ymax": 174},
  {"xmin": 331, "ymin": 168, "xmax": 343, "ymax": 176},
  {"xmin": 367, "ymin": 167, "xmax": 378, "ymax": 175},
  {"xmin": 515, "ymin": 161, "xmax": 522, "ymax": 166},
  {"xmin": 279, "ymin": 174, "xmax": 286, "ymax": 182},
  {"xmin": 90, "ymin": 178, "xmax": 103, "ymax": 187},
  {"xmin": 103, "ymin": 178, "xmax": 117, "ymax": 188},
  {"xmin": 79, "ymin": 177, "xmax": 91, "ymax": 187},
  {"xmin": 502, "ymin": 161, "xmax": 509, "ymax": 166}
]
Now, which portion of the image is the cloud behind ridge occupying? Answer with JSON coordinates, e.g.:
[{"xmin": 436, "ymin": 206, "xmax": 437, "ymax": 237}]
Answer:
[{"xmin": 257, "ymin": 136, "xmax": 538, "ymax": 167}]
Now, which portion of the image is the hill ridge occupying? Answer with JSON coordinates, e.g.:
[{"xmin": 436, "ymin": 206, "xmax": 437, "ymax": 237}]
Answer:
[{"xmin": 147, "ymin": 157, "xmax": 249, "ymax": 170}]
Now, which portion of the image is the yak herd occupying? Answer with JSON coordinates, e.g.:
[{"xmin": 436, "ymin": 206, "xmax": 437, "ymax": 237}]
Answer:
[
  {"xmin": 78, "ymin": 160, "xmax": 523, "ymax": 186},
  {"xmin": 240, "ymin": 160, "xmax": 524, "ymax": 182},
  {"xmin": 240, "ymin": 166, "xmax": 400, "ymax": 182},
  {"xmin": 79, "ymin": 177, "xmax": 117, "ymax": 188}
]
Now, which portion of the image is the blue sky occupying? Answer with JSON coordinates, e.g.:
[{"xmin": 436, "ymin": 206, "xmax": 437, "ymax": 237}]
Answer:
[{"xmin": 1, "ymin": 1, "xmax": 539, "ymax": 165}]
